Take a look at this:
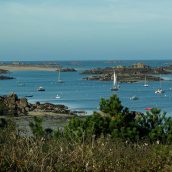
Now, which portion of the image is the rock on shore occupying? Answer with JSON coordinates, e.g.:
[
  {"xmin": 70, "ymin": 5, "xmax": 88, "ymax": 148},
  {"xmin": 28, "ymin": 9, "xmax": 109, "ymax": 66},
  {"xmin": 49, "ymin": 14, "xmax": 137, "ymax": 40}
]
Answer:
[{"xmin": 0, "ymin": 93, "xmax": 72, "ymax": 116}]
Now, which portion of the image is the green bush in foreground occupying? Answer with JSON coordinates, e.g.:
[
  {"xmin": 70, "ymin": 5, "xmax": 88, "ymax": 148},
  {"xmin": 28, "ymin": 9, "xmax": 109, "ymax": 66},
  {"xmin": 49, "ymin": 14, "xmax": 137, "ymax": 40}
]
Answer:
[
  {"xmin": 65, "ymin": 95, "xmax": 172, "ymax": 143},
  {"xmin": 28, "ymin": 95, "xmax": 172, "ymax": 144}
]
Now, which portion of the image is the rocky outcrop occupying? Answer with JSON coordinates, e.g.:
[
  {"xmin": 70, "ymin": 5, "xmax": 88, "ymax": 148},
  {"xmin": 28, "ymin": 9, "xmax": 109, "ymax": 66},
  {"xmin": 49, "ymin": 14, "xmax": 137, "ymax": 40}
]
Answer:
[
  {"xmin": 0, "ymin": 93, "xmax": 31, "ymax": 116},
  {"xmin": 81, "ymin": 63, "xmax": 170, "ymax": 82},
  {"xmin": 0, "ymin": 75, "xmax": 14, "ymax": 80},
  {"xmin": 30, "ymin": 102, "xmax": 70, "ymax": 114},
  {"xmin": 83, "ymin": 73, "xmax": 162, "ymax": 83},
  {"xmin": 0, "ymin": 69, "xmax": 9, "ymax": 74},
  {"xmin": 0, "ymin": 69, "xmax": 14, "ymax": 80},
  {"xmin": 0, "ymin": 93, "xmax": 72, "ymax": 116},
  {"xmin": 58, "ymin": 68, "xmax": 77, "ymax": 72},
  {"xmin": 81, "ymin": 65, "xmax": 171, "ymax": 75}
]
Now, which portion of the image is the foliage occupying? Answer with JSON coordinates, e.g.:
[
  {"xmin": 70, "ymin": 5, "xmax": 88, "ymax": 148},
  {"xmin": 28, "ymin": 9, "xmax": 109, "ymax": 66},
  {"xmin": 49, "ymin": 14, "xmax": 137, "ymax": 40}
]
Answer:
[
  {"xmin": 99, "ymin": 94, "xmax": 123, "ymax": 116},
  {"xmin": 64, "ymin": 113, "xmax": 111, "ymax": 141},
  {"xmin": 137, "ymin": 108, "xmax": 169, "ymax": 143},
  {"xmin": 29, "ymin": 116, "xmax": 53, "ymax": 139},
  {"xmin": 2, "ymin": 94, "xmax": 172, "ymax": 171},
  {"xmin": 0, "ymin": 100, "xmax": 5, "ymax": 115},
  {"xmin": 65, "ymin": 95, "xmax": 172, "ymax": 143},
  {"xmin": 29, "ymin": 116, "xmax": 44, "ymax": 137},
  {"xmin": 1, "ymin": 124, "xmax": 172, "ymax": 172}
]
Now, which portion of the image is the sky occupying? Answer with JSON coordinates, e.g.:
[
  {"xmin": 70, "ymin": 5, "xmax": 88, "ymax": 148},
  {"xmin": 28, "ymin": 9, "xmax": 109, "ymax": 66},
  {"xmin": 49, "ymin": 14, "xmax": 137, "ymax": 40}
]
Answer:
[{"xmin": 0, "ymin": 0, "xmax": 172, "ymax": 61}]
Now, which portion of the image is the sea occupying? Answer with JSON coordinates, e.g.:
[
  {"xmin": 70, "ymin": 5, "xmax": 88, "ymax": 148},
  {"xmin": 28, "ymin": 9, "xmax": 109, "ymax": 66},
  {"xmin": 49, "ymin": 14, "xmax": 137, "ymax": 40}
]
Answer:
[{"xmin": 1, "ymin": 60, "xmax": 172, "ymax": 115}]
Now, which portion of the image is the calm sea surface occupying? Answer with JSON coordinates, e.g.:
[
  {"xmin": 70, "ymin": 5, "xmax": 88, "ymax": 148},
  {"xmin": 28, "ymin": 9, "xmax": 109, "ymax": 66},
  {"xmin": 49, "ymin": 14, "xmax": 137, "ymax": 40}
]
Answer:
[{"xmin": 1, "ymin": 60, "xmax": 172, "ymax": 115}]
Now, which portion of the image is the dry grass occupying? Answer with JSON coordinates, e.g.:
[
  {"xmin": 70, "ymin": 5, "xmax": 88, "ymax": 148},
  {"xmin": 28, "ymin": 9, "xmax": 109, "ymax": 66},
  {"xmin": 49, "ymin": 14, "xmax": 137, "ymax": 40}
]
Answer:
[{"xmin": 1, "ymin": 125, "xmax": 172, "ymax": 172}]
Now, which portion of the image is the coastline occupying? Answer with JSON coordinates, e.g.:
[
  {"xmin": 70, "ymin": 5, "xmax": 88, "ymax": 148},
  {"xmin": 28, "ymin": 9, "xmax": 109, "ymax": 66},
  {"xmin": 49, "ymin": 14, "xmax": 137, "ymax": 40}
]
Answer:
[{"xmin": 0, "ymin": 65, "xmax": 58, "ymax": 71}]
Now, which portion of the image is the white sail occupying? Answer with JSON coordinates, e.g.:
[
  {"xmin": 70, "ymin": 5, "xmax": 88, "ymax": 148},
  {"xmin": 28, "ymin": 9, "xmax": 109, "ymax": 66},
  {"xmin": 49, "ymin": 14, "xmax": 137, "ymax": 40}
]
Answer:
[
  {"xmin": 144, "ymin": 75, "xmax": 148, "ymax": 87},
  {"xmin": 58, "ymin": 69, "xmax": 61, "ymax": 81},
  {"xmin": 57, "ymin": 68, "xmax": 64, "ymax": 83},
  {"xmin": 111, "ymin": 71, "xmax": 119, "ymax": 91},
  {"xmin": 113, "ymin": 71, "xmax": 117, "ymax": 86}
]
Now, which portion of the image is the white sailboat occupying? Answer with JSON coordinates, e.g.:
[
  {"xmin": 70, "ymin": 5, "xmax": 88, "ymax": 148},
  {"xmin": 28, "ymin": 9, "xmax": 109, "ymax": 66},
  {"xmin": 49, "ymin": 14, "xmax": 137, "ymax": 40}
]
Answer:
[
  {"xmin": 144, "ymin": 75, "xmax": 149, "ymax": 87},
  {"xmin": 155, "ymin": 76, "xmax": 164, "ymax": 94},
  {"xmin": 111, "ymin": 71, "xmax": 119, "ymax": 91},
  {"xmin": 55, "ymin": 94, "xmax": 61, "ymax": 99},
  {"xmin": 57, "ymin": 68, "xmax": 64, "ymax": 83}
]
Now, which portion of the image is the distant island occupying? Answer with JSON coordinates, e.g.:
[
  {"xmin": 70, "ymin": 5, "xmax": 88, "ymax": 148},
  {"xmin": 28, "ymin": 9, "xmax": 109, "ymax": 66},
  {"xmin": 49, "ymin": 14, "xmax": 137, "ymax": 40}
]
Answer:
[
  {"xmin": 0, "ymin": 68, "xmax": 14, "ymax": 80},
  {"xmin": 81, "ymin": 63, "xmax": 172, "ymax": 83},
  {"xmin": 0, "ymin": 63, "xmax": 77, "ymax": 72}
]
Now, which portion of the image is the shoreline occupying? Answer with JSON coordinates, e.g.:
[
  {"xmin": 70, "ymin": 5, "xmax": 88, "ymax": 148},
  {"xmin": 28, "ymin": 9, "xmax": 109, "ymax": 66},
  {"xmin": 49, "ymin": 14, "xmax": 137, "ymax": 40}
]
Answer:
[{"xmin": 0, "ymin": 65, "xmax": 57, "ymax": 71}]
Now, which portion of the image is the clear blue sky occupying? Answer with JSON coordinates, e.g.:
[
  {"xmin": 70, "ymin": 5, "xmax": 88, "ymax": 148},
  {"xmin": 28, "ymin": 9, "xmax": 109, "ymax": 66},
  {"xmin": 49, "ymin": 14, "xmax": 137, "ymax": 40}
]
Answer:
[{"xmin": 0, "ymin": 0, "xmax": 172, "ymax": 61}]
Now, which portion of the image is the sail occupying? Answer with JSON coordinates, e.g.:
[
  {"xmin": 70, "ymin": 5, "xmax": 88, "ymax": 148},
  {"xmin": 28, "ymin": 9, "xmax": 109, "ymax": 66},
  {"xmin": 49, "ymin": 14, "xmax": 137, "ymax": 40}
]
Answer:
[
  {"xmin": 58, "ymin": 69, "xmax": 61, "ymax": 81},
  {"xmin": 111, "ymin": 70, "xmax": 119, "ymax": 91},
  {"xmin": 113, "ymin": 71, "xmax": 117, "ymax": 86},
  {"xmin": 144, "ymin": 75, "xmax": 146, "ymax": 85},
  {"xmin": 144, "ymin": 75, "xmax": 149, "ymax": 87}
]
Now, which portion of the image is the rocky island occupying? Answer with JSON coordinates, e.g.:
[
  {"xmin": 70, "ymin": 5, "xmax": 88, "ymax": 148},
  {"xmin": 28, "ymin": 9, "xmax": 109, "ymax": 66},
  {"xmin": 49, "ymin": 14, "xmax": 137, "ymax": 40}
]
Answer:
[
  {"xmin": 81, "ymin": 63, "xmax": 171, "ymax": 83},
  {"xmin": 0, "ymin": 68, "xmax": 14, "ymax": 80}
]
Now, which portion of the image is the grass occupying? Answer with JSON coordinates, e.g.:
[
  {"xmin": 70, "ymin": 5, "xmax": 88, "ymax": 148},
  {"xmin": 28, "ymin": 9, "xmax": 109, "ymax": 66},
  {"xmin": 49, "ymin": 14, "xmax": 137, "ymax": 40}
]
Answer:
[{"xmin": 1, "ymin": 124, "xmax": 172, "ymax": 172}]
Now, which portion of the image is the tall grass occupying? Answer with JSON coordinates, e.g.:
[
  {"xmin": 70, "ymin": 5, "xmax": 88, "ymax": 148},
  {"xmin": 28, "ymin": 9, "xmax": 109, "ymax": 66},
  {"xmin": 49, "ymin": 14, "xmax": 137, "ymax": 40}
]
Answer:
[{"xmin": 1, "ymin": 123, "xmax": 172, "ymax": 172}]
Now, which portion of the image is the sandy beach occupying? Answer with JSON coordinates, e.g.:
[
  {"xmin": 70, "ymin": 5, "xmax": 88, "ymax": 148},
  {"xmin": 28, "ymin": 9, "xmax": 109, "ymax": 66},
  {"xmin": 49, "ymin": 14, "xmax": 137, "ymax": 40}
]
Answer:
[{"xmin": 0, "ymin": 64, "xmax": 59, "ymax": 71}]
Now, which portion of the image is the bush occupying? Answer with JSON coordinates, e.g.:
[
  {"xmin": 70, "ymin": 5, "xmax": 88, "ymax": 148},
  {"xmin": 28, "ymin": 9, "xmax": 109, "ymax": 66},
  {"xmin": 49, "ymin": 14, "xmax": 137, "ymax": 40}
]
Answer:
[
  {"xmin": 65, "ymin": 95, "xmax": 172, "ymax": 143},
  {"xmin": 100, "ymin": 94, "xmax": 123, "ymax": 116}
]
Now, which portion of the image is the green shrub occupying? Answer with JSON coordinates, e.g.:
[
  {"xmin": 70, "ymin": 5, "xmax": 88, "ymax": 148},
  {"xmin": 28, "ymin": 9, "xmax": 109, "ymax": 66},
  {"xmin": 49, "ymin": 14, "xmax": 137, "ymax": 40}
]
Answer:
[
  {"xmin": 65, "ymin": 95, "xmax": 172, "ymax": 143},
  {"xmin": 0, "ymin": 100, "xmax": 5, "ymax": 115},
  {"xmin": 99, "ymin": 94, "xmax": 123, "ymax": 116},
  {"xmin": 29, "ymin": 116, "xmax": 45, "ymax": 138}
]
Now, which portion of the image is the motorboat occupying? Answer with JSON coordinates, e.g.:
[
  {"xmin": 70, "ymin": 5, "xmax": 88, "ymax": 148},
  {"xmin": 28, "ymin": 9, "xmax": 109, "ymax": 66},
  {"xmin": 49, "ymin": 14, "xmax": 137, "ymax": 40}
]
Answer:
[
  {"xmin": 37, "ymin": 86, "xmax": 45, "ymax": 91},
  {"xmin": 144, "ymin": 107, "xmax": 152, "ymax": 111},
  {"xmin": 130, "ymin": 96, "xmax": 139, "ymax": 100},
  {"xmin": 155, "ymin": 88, "xmax": 164, "ymax": 94},
  {"xmin": 25, "ymin": 95, "xmax": 33, "ymax": 98},
  {"xmin": 55, "ymin": 94, "xmax": 61, "ymax": 99}
]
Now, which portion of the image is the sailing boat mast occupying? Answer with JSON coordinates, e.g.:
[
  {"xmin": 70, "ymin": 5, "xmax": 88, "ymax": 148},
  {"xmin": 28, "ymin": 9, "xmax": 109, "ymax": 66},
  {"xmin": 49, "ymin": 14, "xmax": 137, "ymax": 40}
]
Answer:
[
  {"xmin": 57, "ymin": 67, "xmax": 64, "ymax": 83},
  {"xmin": 111, "ymin": 70, "xmax": 119, "ymax": 91},
  {"xmin": 144, "ymin": 75, "xmax": 148, "ymax": 87},
  {"xmin": 155, "ymin": 75, "xmax": 164, "ymax": 94},
  {"xmin": 58, "ymin": 68, "xmax": 61, "ymax": 81}
]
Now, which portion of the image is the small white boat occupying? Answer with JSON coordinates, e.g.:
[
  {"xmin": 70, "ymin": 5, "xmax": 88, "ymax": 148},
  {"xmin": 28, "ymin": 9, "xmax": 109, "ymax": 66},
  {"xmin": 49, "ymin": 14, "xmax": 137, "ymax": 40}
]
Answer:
[
  {"xmin": 130, "ymin": 96, "xmax": 139, "ymax": 100},
  {"xmin": 17, "ymin": 82, "xmax": 25, "ymax": 87},
  {"xmin": 37, "ymin": 86, "xmax": 45, "ymax": 91},
  {"xmin": 111, "ymin": 71, "xmax": 119, "ymax": 91},
  {"xmin": 144, "ymin": 75, "xmax": 149, "ymax": 87},
  {"xmin": 155, "ymin": 88, "xmax": 164, "ymax": 94},
  {"xmin": 55, "ymin": 94, "xmax": 61, "ymax": 99}
]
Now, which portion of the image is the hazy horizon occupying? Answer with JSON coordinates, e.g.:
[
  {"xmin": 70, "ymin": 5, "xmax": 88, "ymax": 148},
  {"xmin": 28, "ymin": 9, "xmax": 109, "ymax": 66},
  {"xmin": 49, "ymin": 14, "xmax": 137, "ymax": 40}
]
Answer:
[
  {"xmin": 0, "ymin": 0, "xmax": 172, "ymax": 61},
  {"xmin": 1, "ymin": 59, "xmax": 172, "ymax": 62}
]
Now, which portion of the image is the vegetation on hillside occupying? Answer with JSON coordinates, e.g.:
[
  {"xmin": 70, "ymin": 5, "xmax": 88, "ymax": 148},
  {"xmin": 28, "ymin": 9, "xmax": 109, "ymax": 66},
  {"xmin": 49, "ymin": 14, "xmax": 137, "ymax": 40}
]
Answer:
[{"xmin": 1, "ymin": 95, "xmax": 172, "ymax": 171}]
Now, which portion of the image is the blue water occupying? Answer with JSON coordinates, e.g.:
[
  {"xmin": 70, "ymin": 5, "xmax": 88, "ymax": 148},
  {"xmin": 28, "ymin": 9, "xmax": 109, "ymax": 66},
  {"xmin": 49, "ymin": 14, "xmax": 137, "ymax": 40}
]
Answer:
[{"xmin": 0, "ymin": 60, "xmax": 172, "ymax": 115}]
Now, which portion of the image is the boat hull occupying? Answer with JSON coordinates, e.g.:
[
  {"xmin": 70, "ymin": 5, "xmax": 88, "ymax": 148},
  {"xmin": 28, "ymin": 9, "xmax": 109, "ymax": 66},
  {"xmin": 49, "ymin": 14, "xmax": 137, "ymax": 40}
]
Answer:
[{"xmin": 111, "ymin": 87, "xmax": 119, "ymax": 91}]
